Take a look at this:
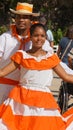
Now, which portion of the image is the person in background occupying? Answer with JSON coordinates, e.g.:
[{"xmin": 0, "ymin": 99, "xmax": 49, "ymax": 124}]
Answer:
[
  {"xmin": 39, "ymin": 16, "xmax": 54, "ymax": 48},
  {"xmin": 0, "ymin": 23, "xmax": 73, "ymax": 130},
  {"xmin": 0, "ymin": 2, "xmax": 40, "ymax": 104},
  {"xmin": 57, "ymin": 25, "xmax": 73, "ymax": 65},
  {"xmin": 68, "ymin": 48, "xmax": 73, "ymax": 69}
]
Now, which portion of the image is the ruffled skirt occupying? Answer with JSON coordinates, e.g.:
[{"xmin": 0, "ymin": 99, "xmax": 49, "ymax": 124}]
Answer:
[{"xmin": 0, "ymin": 85, "xmax": 73, "ymax": 130}]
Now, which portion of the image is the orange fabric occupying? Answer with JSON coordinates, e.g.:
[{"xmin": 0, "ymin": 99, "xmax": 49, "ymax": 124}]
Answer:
[
  {"xmin": 0, "ymin": 97, "xmax": 73, "ymax": 130},
  {"xmin": 0, "ymin": 104, "xmax": 65, "ymax": 130},
  {"xmin": 10, "ymin": 24, "xmax": 30, "ymax": 50},
  {"xmin": 62, "ymin": 107, "xmax": 73, "ymax": 117},
  {"xmin": 16, "ymin": 4, "xmax": 32, "ymax": 12},
  {"xmin": 32, "ymin": 21, "xmax": 39, "ymax": 24},
  {"xmin": 0, "ymin": 104, "xmax": 7, "ymax": 117},
  {"xmin": 0, "ymin": 89, "xmax": 73, "ymax": 130},
  {"xmin": 66, "ymin": 115, "xmax": 73, "ymax": 128},
  {"xmin": 11, "ymin": 51, "xmax": 23, "ymax": 64},
  {"xmin": 10, "ymin": 116, "xmax": 66, "ymax": 130},
  {"xmin": 4, "ymin": 116, "xmax": 66, "ymax": 130},
  {"xmin": 62, "ymin": 108, "xmax": 73, "ymax": 128},
  {"xmin": 0, "ymin": 77, "xmax": 19, "ymax": 85},
  {"xmin": 8, "ymin": 85, "xmax": 59, "ymax": 109},
  {"xmin": 11, "ymin": 52, "xmax": 60, "ymax": 70},
  {"xmin": 1, "ymin": 105, "xmax": 17, "ymax": 130}
]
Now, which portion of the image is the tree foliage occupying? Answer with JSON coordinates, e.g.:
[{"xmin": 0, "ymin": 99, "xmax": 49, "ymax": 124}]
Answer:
[{"xmin": 0, "ymin": 0, "xmax": 73, "ymax": 31}]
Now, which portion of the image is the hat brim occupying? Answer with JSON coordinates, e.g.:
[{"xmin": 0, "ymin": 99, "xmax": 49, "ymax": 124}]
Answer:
[{"xmin": 10, "ymin": 8, "xmax": 40, "ymax": 16}]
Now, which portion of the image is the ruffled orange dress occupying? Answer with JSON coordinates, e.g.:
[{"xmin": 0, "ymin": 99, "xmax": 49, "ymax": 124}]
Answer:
[{"xmin": 0, "ymin": 50, "xmax": 73, "ymax": 130}]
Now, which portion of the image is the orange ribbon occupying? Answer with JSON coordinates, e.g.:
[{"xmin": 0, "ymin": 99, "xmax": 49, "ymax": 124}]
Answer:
[
  {"xmin": 0, "ymin": 77, "xmax": 19, "ymax": 85},
  {"xmin": 10, "ymin": 24, "xmax": 30, "ymax": 49}
]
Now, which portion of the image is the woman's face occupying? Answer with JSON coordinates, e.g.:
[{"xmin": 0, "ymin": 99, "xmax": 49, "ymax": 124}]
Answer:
[{"xmin": 31, "ymin": 27, "xmax": 46, "ymax": 49}]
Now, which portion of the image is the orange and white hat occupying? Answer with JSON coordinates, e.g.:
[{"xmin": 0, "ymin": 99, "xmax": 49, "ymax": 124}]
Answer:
[{"xmin": 10, "ymin": 2, "xmax": 40, "ymax": 16}]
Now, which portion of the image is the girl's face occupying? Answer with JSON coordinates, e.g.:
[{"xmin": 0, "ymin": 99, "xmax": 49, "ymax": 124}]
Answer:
[{"xmin": 31, "ymin": 27, "xmax": 46, "ymax": 49}]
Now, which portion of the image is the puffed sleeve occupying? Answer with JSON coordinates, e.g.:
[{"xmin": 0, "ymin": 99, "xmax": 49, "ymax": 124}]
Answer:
[{"xmin": 11, "ymin": 51, "xmax": 23, "ymax": 65}]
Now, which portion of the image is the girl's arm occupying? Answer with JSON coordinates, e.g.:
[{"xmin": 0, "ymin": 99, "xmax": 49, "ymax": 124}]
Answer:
[
  {"xmin": 0, "ymin": 61, "xmax": 19, "ymax": 77},
  {"xmin": 53, "ymin": 63, "xmax": 73, "ymax": 83}
]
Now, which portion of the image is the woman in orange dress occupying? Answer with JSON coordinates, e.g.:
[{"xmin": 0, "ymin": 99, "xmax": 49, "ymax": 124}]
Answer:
[{"xmin": 0, "ymin": 23, "xmax": 73, "ymax": 130}]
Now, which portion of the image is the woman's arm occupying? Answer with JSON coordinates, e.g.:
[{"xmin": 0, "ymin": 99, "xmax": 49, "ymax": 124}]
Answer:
[
  {"xmin": 68, "ymin": 56, "xmax": 73, "ymax": 69},
  {"xmin": 0, "ymin": 61, "xmax": 19, "ymax": 77},
  {"xmin": 57, "ymin": 45, "xmax": 61, "ymax": 57},
  {"xmin": 53, "ymin": 63, "xmax": 73, "ymax": 83},
  {"xmin": 60, "ymin": 61, "xmax": 73, "ymax": 74}
]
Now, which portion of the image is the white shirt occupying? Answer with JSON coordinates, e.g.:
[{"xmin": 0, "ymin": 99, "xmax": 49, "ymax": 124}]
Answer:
[{"xmin": 46, "ymin": 29, "xmax": 54, "ymax": 42}]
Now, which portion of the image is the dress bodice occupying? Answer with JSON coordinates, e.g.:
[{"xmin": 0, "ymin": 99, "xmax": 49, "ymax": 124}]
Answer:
[
  {"xmin": 20, "ymin": 67, "xmax": 53, "ymax": 89},
  {"xmin": 11, "ymin": 50, "xmax": 60, "ymax": 90}
]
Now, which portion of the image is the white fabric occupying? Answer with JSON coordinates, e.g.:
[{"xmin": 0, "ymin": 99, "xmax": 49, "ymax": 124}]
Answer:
[
  {"xmin": 20, "ymin": 66, "xmax": 53, "ymax": 88},
  {"xmin": 3, "ymin": 98, "xmax": 61, "ymax": 116},
  {"xmin": 19, "ymin": 50, "xmax": 54, "ymax": 60},
  {"xmin": 46, "ymin": 29, "xmax": 54, "ymax": 42},
  {"xmin": 0, "ymin": 31, "xmax": 20, "ymax": 104},
  {"xmin": 0, "ymin": 31, "xmax": 21, "ymax": 80},
  {"xmin": 66, "ymin": 122, "xmax": 73, "ymax": 130},
  {"xmin": 19, "ymin": 51, "xmax": 53, "ymax": 87},
  {"xmin": 0, "ymin": 119, "xmax": 8, "ymax": 130},
  {"xmin": 60, "ymin": 61, "xmax": 73, "ymax": 74},
  {"xmin": 68, "ymin": 48, "xmax": 73, "ymax": 58}
]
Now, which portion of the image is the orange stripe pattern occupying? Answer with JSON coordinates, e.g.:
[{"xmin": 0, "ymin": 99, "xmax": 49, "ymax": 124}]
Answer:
[
  {"xmin": 0, "ymin": 85, "xmax": 73, "ymax": 130},
  {"xmin": 16, "ymin": 4, "xmax": 33, "ymax": 13},
  {"xmin": 0, "ymin": 51, "xmax": 73, "ymax": 130},
  {"xmin": 9, "ymin": 85, "xmax": 59, "ymax": 109}
]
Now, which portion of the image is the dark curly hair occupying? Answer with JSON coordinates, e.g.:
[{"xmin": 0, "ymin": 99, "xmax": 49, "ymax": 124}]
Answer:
[{"xmin": 30, "ymin": 23, "xmax": 46, "ymax": 36}]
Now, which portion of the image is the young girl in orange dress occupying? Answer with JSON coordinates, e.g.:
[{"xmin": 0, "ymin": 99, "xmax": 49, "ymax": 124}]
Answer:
[{"xmin": 0, "ymin": 23, "xmax": 73, "ymax": 130}]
